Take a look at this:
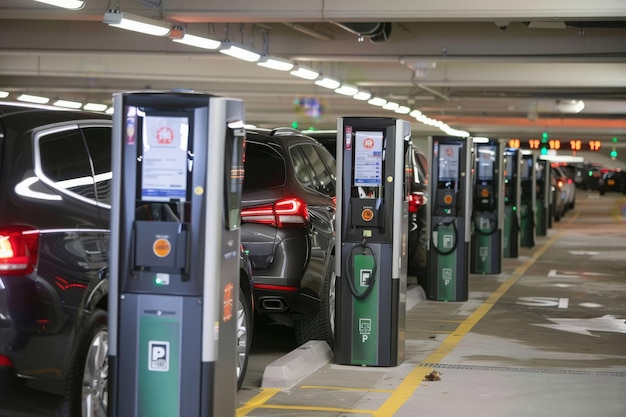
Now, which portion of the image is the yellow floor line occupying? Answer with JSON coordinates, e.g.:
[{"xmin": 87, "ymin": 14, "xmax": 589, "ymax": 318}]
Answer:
[
  {"xmin": 300, "ymin": 385, "xmax": 394, "ymax": 393},
  {"xmin": 236, "ymin": 388, "xmax": 281, "ymax": 417},
  {"xmin": 237, "ymin": 198, "xmax": 584, "ymax": 417},
  {"xmin": 372, "ymin": 229, "xmax": 564, "ymax": 417}
]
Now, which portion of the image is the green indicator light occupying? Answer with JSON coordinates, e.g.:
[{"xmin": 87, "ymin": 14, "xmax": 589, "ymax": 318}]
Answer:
[
  {"xmin": 540, "ymin": 147, "xmax": 548, "ymax": 155},
  {"xmin": 513, "ymin": 206, "xmax": 517, "ymax": 211},
  {"xmin": 613, "ymin": 137, "xmax": 618, "ymax": 143},
  {"xmin": 610, "ymin": 150, "xmax": 618, "ymax": 158},
  {"xmin": 291, "ymin": 121, "xmax": 299, "ymax": 129},
  {"xmin": 588, "ymin": 170, "xmax": 593, "ymax": 176},
  {"xmin": 541, "ymin": 132, "xmax": 548, "ymax": 142},
  {"xmin": 155, "ymin": 276, "xmax": 163, "ymax": 286}
]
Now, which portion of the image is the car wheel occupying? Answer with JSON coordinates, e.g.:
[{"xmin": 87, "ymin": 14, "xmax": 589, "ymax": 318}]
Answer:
[
  {"xmin": 56, "ymin": 309, "xmax": 108, "ymax": 417},
  {"xmin": 294, "ymin": 255, "xmax": 335, "ymax": 348},
  {"xmin": 236, "ymin": 287, "xmax": 252, "ymax": 391}
]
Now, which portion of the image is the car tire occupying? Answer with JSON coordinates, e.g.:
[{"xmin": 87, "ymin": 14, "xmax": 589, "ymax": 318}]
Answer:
[
  {"xmin": 294, "ymin": 255, "xmax": 335, "ymax": 348},
  {"xmin": 236, "ymin": 287, "xmax": 252, "ymax": 391},
  {"xmin": 55, "ymin": 308, "xmax": 108, "ymax": 417}
]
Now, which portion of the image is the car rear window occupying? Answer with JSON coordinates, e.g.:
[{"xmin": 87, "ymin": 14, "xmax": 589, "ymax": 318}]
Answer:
[{"xmin": 243, "ymin": 142, "xmax": 286, "ymax": 191}]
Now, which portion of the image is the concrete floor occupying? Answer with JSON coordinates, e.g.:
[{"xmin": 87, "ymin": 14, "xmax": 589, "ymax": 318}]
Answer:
[{"xmin": 237, "ymin": 190, "xmax": 626, "ymax": 417}]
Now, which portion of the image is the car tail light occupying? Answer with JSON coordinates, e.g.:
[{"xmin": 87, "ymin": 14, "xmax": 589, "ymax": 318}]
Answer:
[
  {"xmin": 0, "ymin": 226, "xmax": 40, "ymax": 275},
  {"xmin": 408, "ymin": 193, "xmax": 426, "ymax": 214},
  {"xmin": 0, "ymin": 355, "xmax": 13, "ymax": 367},
  {"xmin": 241, "ymin": 198, "xmax": 309, "ymax": 228}
]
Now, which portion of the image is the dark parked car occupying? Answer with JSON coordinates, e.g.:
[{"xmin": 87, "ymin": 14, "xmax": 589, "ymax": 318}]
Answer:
[
  {"xmin": 407, "ymin": 146, "xmax": 429, "ymax": 284},
  {"xmin": 598, "ymin": 169, "xmax": 626, "ymax": 195},
  {"xmin": 305, "ymin": 130, "xmax": 429, "ymax": 282},
  {"xmin": 0, "ymin": 102, "xmax": 254, "ymax": 417},
  {"xmin": 241, "ymin": 128, "xmax": 336, "ymax": 347}
]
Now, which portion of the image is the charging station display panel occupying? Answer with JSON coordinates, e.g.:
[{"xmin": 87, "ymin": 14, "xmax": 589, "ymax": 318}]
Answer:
[
  {"xmin": 476, "ymin": 145, "xmax": 496, "ymax": 181},
  {"xmin": 353, "ymin": 130, "xmax": 384, "ymax": 187},
  {"xmin": 521, "ymin": 157, "xmax": 533, "ymax": 181},
  {"xmin": 436, "ymin": 142, "xmax": 461, "ymax": 183},
  {"xmin": 132, "ymin": 108, "xmax": 192, "ymax": 203}
]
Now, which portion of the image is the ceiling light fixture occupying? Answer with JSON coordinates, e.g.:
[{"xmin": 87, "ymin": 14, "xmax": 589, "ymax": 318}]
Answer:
[
  {"xmin": 257, "ymin": 56, "xmax": 294, "ymax": 71},
  {"xmin": 290, "ymin": 65, "xmax": 319, "ymax": 80},
  {"xmin": 315, "ymin": 77, "xmax": 341, "ymax": 90},
  {"xmin": 555, "ymin": 99, "xmax": 585, "ymax": 113},
  {"xmin": 33, "ymin": 0, "xmax": 85, "ymax": 10},
  {"xmin": 409, "ymin": 109, "xmax": 422, "ymax": 118},
  {"xmin": 84, "ymin": 103, "xmax": 108, "ymax": 112},
  {"xmin": 395, "ymin": 106, "xmax": 411, "ymax": 114},
  {"xmin": 103, "ymin": 9, "xmax": 171, "ymax": 37},
  {"xmin": 172, "ymin": 31, "xmax": 221, "ymax": 50},
  {"xmin": 335, "ymin": 84, "xmax": 359, "ymax": 96},
  {"xmin": 353, "ymin": 91, "xmax": 372, "ymax": 101},
  {"xmin": 0, "ymin": 91, "xmax": 9, "ymax": 99},
  {"xmin": 53, "ymin": 99, "xmax": 82, "ymax": 109},
  {"xmin": 382, "ymin": 101, "xmax": 399, "ymax": 110},
  {"xmin": 219, "ymin": 42, "xmax": 261, "ymax": 62},
  {"xmin": 367, "ymin": 97, "xmax": 387, "ymax": 106},
  {"xmin": 17, "ymin": 94, "xmax": 49, "ymax": 104}
]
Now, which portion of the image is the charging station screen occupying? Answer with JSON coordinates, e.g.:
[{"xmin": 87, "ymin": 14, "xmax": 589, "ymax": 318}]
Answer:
[
  {"xmin": 521, "ymin": 157, "xmax": 532, "ymax": 180},
  {"xmin": 139, "ymin": 114, "xmax": 190, "ymax": 202},
  {"xmin": 353, "ymin": 130, "xmax": 383, "ymax": 187},
  {"xmin": 437, "ymin": 143, "xmax": 460, "ymax": 182},
  {"xmin": 477, "ymin": 145, "xmax": 495, "ymax": 181}
]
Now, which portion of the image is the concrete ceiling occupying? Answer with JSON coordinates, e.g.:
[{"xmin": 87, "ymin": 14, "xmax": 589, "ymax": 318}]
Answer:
[{"xmin": 1, "ymin": 0, "xmax": 626, "ymax": 164}]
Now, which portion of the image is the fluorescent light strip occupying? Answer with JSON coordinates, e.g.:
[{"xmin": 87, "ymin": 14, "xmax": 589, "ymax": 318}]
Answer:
[
  {"xmin": 395, "ymin": 106, "xmax": 411, "ymax": 114},
  {"xmin": 335, "ymin": 84, "xmax": 359, "ymax": 96},
  {"xmin": 290, "ymin": 66, "xmax": 319, "ymax": 80},
  {"xmin": 18, "ymin": 94, "xmax": 49, "ymax": 104},
  {"xmin": 83, "ymin": 103, "xmax": 108, "ymax": 112},
  {"xmin": 368, "ymin": 97, "xmax": 387, "ymax": 106},
  {"xmin": 0, "ymin": 91, "xmax": 9, "ymax": 99},
  {"xmin": 103, "ymin": 10, "xmax": 171, "ymax": 37},
  {"xmin": 33, "ymin": 0, "xmax": 84, "ymax": 10},
  {"xmin": 315, "ymin": 77, "xmax": 341, "ymax": 90},
  {"xmin": 382, "ymin": 101, "xmax": 399, "ymax": 110},
  {"xmin": 53, "ymin": 99, "xmax": 82, "ymax": 109},
  {"xmin": 219, "ymin": 43, "xmax": 261, "ymax": 62},
  {"xmin": 257, "ymin": 56, "xmax": 294, "ymax": 71},
  {"xmin": 173, "ymin": 32, "xmax": 221, "ymax": 50},
  {"xmin": 353, "ymin": 91, "xmax": 371, "ymax": 101}
]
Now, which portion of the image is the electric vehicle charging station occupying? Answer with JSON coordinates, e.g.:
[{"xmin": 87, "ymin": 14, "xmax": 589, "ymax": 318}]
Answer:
[
  {"xmin": 520, "ymin": 151, "xmax": 536, "ymax": 248},
  {"xmin": 470, "ymin": 138, "xmax": 504, "ymax": 274},
  {"xmin": 426, "ymin": 136, "xmax": 472, "ymax": 301},
  {"xmin": 108, "ymin": 92, "xmax": 246, "ymax": 417},
  {"xmin": 334, "ymin": 117, "xmax": 409, "ymax": 367},
  {"xmin": 503, "ymin": 147, "xmax": 522, "ymax": 258},
  {"xmin": 535, "ymin": 157, "xmax": 551, "ymax": 236}
]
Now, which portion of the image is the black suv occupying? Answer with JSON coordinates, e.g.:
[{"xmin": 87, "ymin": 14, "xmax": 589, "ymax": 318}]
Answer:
[
  {"xmin": 241, "ymin": 128, "xmax": 336, "ymax": 347},
  {"xmin": 0, "ymin": 103, "xmax": 254, "ymax": 416}
]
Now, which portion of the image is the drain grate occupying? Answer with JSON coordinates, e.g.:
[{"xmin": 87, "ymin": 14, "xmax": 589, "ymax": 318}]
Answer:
[{"xmin": 419, "ymin": 363, "xmax": 626, "ymax": 377}]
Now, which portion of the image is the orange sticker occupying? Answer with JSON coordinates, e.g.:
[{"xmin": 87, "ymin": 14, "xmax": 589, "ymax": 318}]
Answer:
[
  {"xmin": 223, "ymin": 283, "xmax": 234, "ymax": 322},
  {"xmin": 361, "ymin": 208, "xmax": 374, "ymax": 222},
  {"xmin": 153, "ymin": 238, "xmax": 171, "ymax": 258}
]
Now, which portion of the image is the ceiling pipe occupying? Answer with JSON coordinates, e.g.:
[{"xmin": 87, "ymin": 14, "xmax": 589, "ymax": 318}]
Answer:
[{"xmin": 282, "ymin": 23, "xmax": 334, "ymax": 41}]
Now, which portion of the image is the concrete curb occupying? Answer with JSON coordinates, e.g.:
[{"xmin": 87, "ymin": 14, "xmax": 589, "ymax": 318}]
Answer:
[{"xmin": 260, "ymin": 285, "xmax": 425, "ymax": 389}]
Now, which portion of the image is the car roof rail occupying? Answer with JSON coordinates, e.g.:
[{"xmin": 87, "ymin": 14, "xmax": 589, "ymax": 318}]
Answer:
[{"xmin": 270, "ymin": 127, "xmax": 302, "ymax": 136}]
